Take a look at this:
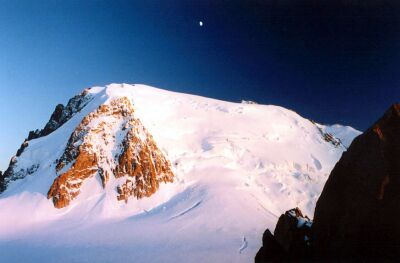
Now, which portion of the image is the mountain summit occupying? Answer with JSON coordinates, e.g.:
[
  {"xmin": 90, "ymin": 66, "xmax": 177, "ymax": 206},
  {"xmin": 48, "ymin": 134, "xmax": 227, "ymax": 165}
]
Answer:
[{"xmin": 0, "ymin": 84, "xmax": 360, "ymax": 262}]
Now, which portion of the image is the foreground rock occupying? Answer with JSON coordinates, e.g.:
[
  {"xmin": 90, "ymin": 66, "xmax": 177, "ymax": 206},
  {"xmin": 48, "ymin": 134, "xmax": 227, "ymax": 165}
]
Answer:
[
  {"xmin": 313, "ymin": 104, "xmax": 400, "ymax": 261},
  {"xmin": 255, "ymin": 208, "xmax": 312, "ymax": 262}
]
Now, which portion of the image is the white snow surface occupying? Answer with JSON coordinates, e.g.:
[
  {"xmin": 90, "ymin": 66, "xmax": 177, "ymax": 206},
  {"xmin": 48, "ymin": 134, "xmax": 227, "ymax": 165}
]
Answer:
[{"xmin": 0, "ymin": 84, "xmax": 361, "ymax": 262}]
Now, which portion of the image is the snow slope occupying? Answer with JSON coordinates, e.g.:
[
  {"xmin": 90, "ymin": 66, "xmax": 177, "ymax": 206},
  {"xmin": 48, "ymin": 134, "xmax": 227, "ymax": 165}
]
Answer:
[{"xmin": 0, "ymin": 84, "xmax": 361, "ymax": 262}]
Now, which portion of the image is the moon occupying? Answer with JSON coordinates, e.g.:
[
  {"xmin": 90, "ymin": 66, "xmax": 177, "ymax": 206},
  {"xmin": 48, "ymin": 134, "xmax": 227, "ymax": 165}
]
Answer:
[{"xmin": 199, "ymin": 21, "xmax": 203, "ymax": 27}]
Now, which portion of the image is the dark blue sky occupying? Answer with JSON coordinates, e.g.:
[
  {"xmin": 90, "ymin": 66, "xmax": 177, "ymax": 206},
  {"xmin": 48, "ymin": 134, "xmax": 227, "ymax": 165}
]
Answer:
[{"xmin": 0, "ymin": 0, "xmax": 399, "ymax": 170}]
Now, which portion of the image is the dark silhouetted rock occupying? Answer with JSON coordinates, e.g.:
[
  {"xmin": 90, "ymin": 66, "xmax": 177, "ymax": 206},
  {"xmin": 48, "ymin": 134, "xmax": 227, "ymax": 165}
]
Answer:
[
  {"xmin": 0, "ymin": 156, "xmax": 17, "ymax": 192},
  {"xmin": 255, "ymin": 229, "xmax": 284, "ymax": 263},
  {"xmin": 28, "ymin": 89, "xmax": 92, "ymax": 140},
  {"xmin": 274, "ymin": 208, "xmax": 312, "ymax": 258},
  {"xmin": 0, "ymin": 171, "xmax": 3, "ymax": 192},
  {"xmin": 313, "ymin": 103, "xmax": 400, "ymax": 261},
  {"xmin": 15, "ymin": 140, "xmax": 29, "ymax": 157},
  {"xmin": 255, "ymin": 207, "xmax": 312, "ymax": 262}
]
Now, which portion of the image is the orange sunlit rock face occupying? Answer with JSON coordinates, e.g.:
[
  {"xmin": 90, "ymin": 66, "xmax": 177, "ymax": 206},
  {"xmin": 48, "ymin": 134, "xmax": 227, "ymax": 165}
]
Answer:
[
  {"xmin": 47, "ymin": 97, "xmax": 174, "ymax": 208},
  {"xmin": 114, "ymin": 123, "xmax": 174, "ymax": 202}
]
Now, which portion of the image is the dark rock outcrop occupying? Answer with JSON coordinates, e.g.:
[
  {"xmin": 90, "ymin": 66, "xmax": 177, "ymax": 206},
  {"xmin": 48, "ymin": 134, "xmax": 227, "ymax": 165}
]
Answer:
[
  {"xmin": 15, "ymin": 140, "xmax": 29, "ymax": 157},
  {"xmin": 312, "ymin": 103, "xmax": 400, "ymax": 261},
  {"xmin": 313, "ymin": 121, "xmax": 346, "ymax": 149},
  {"xmin": 0, "ymin": 171, "xmax": 3, "ymax": 192},
  {"xmin": 255, "ymin": 229, "xmax": 285, "ymax": 262},
  {"xmin": 28, "ymin": 89, "xmax": 92, "ymax": 140},
  {"xmin": 0, "ymin": 156, "xmax": 39, "ymax": 193},
  {"xmin": 0, "ymin": 140, "xmax": 30, "ymax": 191},
  {"xmin": 1, "ymin": 156, "xmax": 18, "ymax": 192},
  {"xmin": 255, "ymin": 208, "xmax": 312, "ymax": 262}
]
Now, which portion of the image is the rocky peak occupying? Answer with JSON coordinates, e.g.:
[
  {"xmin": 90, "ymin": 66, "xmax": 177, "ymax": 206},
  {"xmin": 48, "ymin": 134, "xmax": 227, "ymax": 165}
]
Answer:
[
  {"xmin": 28, "ymin": 89, "xmax": 92, "ymax": 140},
  {"xmin": 48, "ymin": 96, "xmax": 174, "ymax": 208}
]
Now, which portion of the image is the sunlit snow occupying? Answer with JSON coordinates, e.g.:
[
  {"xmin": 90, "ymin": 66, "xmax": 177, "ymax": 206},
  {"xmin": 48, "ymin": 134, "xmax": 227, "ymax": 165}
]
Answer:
[{"xmin": 0, "ymin": 84, "xmax": 361, "ymax": 262}]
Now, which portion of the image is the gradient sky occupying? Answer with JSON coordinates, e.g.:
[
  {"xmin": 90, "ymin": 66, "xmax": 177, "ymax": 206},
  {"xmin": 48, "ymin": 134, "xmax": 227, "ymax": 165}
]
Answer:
[{"xmin": 0, "ymin": 0, "xmax": 399, "ymax": 171}]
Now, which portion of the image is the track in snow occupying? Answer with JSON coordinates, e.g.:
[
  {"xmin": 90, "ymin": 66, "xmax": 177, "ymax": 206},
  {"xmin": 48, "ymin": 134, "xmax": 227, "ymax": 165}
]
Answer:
[
  {"xmin": 168, "ymin": 200, "xmax": 202, "ymax": 221},
  {"xmin": 239, "ymin": 236, "xmax": 248, "ymax": 254}
]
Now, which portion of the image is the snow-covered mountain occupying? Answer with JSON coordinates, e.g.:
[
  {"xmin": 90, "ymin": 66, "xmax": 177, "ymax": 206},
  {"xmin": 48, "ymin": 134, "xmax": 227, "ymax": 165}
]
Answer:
[{"xmin": 0, "ymin": 84, "xmax": 360, "ymax": 263}]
